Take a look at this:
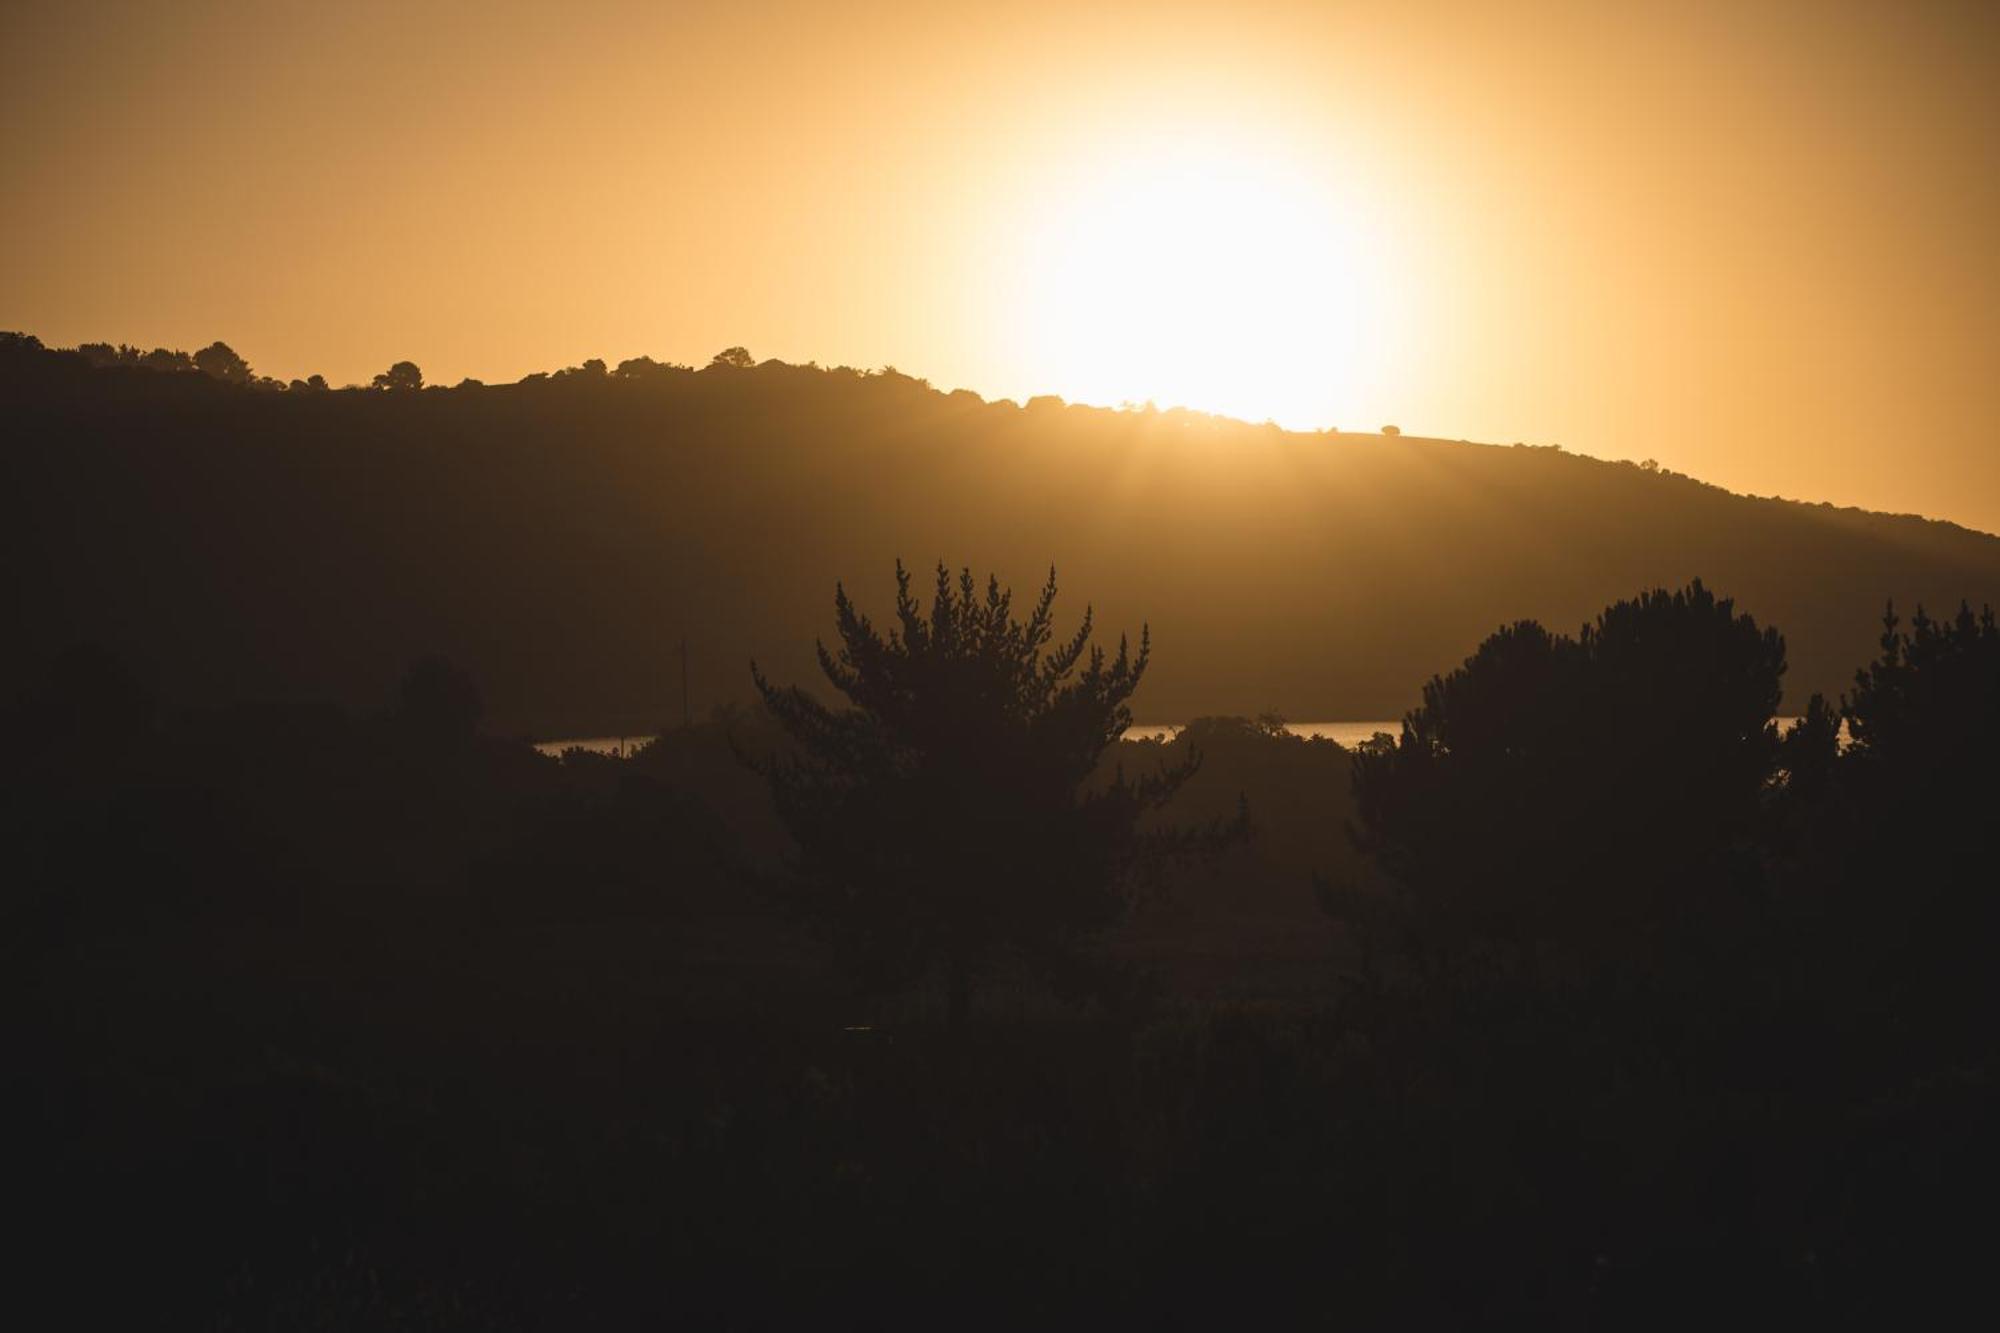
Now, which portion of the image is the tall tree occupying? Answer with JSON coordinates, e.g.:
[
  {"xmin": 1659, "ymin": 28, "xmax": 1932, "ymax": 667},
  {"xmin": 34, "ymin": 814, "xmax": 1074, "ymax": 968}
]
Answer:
[
  {"xmin": 1838, "ymin": 602, "xmax": 2000, "ymax": 1021},
  {"xmin": 751, "ymin": 562, "xmax": 1189, "ymax": 1028}
]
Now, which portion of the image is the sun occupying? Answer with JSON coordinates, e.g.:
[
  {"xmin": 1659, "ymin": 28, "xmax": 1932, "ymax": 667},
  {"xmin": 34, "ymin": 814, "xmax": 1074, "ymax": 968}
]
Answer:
[{"xmin": 1003, "ymin": 137, "xmax": 1403, "ymax": 427}]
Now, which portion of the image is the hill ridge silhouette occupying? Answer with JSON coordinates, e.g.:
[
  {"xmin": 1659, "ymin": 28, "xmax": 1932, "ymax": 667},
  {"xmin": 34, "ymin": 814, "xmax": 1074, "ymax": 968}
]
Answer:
[{"xmin": 7, "ymin": 330, "xmax": 1997, "ymax": 734}]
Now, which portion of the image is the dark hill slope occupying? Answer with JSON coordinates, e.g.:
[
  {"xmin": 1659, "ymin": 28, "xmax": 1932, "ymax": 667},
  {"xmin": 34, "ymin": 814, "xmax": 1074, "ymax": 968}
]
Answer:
[{"xmin": 7, "ymin": 343, "xmax": 1998, "ymax": 734}]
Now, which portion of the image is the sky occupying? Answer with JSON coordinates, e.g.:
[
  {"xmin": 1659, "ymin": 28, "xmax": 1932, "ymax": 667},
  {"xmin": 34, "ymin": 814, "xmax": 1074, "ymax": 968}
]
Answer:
[{"xmin": 4, "ymin": 0, "xmax": 1998, "ymax": 531}]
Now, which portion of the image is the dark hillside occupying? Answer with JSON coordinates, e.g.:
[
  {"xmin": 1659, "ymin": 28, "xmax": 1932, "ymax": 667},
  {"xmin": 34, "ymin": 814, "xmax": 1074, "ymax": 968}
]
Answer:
[{"xmin": 7, "ymin": 339, "xmax": 1996, "ymax": 733}]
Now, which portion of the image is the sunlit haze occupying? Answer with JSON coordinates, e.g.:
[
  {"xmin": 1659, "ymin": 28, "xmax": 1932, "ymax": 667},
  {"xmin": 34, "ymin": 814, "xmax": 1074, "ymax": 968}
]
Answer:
[
  {"xmin": 4, "ymin": 0, "xmax": 1997, "ymax": 528},
  {"xmin": 1003, "ymin": 135, "xmax": 1405, "ymax": 425}
]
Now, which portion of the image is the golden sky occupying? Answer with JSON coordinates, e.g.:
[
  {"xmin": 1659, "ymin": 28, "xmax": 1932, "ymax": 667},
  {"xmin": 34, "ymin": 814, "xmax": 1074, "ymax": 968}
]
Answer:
[{"xmin": 5, "ymin": 1, "xmax": 1997, "ymax": 531}]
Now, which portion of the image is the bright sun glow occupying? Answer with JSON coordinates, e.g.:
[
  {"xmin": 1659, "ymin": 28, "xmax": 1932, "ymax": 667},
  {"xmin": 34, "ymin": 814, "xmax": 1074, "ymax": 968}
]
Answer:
[{"xmin": 1006, "ymin": 138, "xmax": 1405, "ymax": 428}]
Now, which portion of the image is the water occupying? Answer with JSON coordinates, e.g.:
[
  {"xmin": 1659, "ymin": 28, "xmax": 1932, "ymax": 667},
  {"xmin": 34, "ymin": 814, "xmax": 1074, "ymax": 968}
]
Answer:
[
  {"xmin": 1121, "ymin": 721, "xmax": 1401, "ymax": 747},
  {"xmin": 533, "ymin": 721, "xmax": 1404, "ymax": 758},
  {"xmin": 533, "ymin": 735, "xmax": 653, "ymax": 758},
  {"xmin": 534, "ymin": 716, "xmax": 1832, "ymax": 758}
]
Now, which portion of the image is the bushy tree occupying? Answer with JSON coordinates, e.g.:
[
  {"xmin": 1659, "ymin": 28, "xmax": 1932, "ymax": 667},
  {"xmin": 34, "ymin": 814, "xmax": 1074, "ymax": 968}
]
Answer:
[
  {"xmin": 1839, "ymin": 603, "xmax": 1999, "ymax": 1003},
  {"xmin": 1349, "ymin": 581, "xmax": 1785, "ymax": 957},
  {"xmin": 193, "ymin": 341, "xmax": 252, "ymax": 384},
  {"xmin": 372, "ymin": 360, "xmax": 423, "ymax": 391},
  {"xmin": 708, "ymin": 346, "xmax": 755, "ymax": 370},
  {"xmin": 751, "ymin": 562, "xmax": 1189, "ymax": 1027},
  {"xmin": 1722, "ymin": 599, "xmax": 2000, "ymax": 1066},
  {"xmin": 141, "ymin": 347, "xmax": 194, "ymax": 372},
  {"xmin": 1846, "ymin": 601, "xmax": 1999, "ymax": 775},
  {"xmin": 613, "ymin": 355, "xmax": 685, "ymax": 379}
]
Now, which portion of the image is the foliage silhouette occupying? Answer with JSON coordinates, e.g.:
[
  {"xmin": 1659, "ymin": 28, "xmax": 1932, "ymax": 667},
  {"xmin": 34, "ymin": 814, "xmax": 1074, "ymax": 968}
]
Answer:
[
  {"xmin": 1347, "ymin": 580, "xmax": 1785, "ymax": 961},
  {"xmin": 1846, "ymin": 599, "xmax": 1999, "ymax": 769},
  {"xmin": 1815, "ymin": 600, "xmax": 2000, "ymax": 1047},
  {"xmin": 750, "ymin": 562, "xmax": 1196, "ymax": 1027},
  {"xmin": 145, "ymin": 346, "xmax": 196, "ymax": 372},
  {"xmin": 613, "ymin": 354, "xmax": 687, "ymax": 379},
  {"xmin": 5, "ymin": 583, "xmax": 1999, "ymax": 1323},
  {"xmin": 373, "ymin": 359, "xmax": 424, "ymax": 391},
  {"xmin": 70, "ymin": 338, "xmax": 203, "ymax": 373},
  {"xmin": 13, "ymin": 312, "xmax": 2000, "ymax": 1318},
  {"xmin": 193, "ymin": 340, "xmax": 252, "ymax": 384}
]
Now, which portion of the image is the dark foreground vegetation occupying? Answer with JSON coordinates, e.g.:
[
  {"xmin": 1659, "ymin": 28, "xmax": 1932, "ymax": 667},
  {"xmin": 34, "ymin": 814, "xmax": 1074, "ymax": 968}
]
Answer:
[
  {"xmin": 8, "ymin": 329, "xmax": 2000, "ymax": 733},
  {"xmin": 8, "ymin": 538, "xmax": 1997, "ymax": 1326}
]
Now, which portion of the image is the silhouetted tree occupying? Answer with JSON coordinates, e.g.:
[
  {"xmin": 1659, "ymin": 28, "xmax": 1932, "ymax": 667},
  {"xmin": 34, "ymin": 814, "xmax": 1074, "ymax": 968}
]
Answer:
[
  {"xmin": 1846, "ymin": 600, "xmax": 1999, "ymax": 771},
  {"xmin": 751, "ymin": 562, "xmax": 1185, "ymax": 1028},
  {"xmin": 1835, "ymin": 601, "xmax": 1999, "ymax": 1012},
  {"xmin": 1777, "ymin": 691, "xmax": 1841, "ymax": 795},
  {"xmin": 373, "ymin": 360, "xmax": 424, "ymax": 391},
  {"xmin": 193, "ymin": 341, "xmax": 252, "ymax": 384},
  {"xmin": 136, "ymin": 347, "xmax": 194, "ymax": 372},
  {"xmin": 708, "ymin": 346, "xmax": 755, "ymax": 370},
  {"xmin": 1349, "ymin": 580, "xmax": 1784, "ymax": 961},
  {"xmin": 614, "ymin": 355, "xmax": 688, "ymax": 379}
]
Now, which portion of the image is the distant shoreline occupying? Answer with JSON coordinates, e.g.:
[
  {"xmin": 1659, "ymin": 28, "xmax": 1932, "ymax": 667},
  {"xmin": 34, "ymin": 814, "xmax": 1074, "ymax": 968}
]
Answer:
[
  {"xmin": 532, "ymin": 715, "xmax": 1836, "ymax": 758},
  {"xmin": 533, "ymin": 721, "xmax": 1405, "ymax": 758}
]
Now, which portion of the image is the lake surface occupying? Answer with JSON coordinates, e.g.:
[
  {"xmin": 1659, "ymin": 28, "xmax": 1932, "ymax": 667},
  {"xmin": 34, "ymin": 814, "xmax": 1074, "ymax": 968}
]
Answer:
[
  {"xmin": 533, "ymin": 716, "xmax": 1835, "ymax": 758},
  {"xmin": 1121, "ymin": 721, "xmax": 1402, "ymax": 747},
  {"xmin": 533, "ymin": 721, "xmax": 1404, "ymax": 758}
]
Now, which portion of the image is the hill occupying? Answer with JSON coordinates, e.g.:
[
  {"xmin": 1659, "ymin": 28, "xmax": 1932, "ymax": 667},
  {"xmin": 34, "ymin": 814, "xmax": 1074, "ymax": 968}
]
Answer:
[{"xmin": 7, "ymin": 335, "xmax": 1998, "ymax": 734}]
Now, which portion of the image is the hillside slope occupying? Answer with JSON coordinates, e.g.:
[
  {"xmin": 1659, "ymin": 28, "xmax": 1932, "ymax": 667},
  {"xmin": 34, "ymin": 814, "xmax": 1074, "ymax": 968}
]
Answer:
[{"xmin": 8, "ymin": 342, "xmax": 1998, "ymax": 734}]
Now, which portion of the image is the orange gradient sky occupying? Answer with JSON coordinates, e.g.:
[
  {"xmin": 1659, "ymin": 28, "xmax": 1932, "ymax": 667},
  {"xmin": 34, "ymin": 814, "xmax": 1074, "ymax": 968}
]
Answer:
[{"xmin": 4, "ymin": 1, "xmax": 1997, "ymax": 530}]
